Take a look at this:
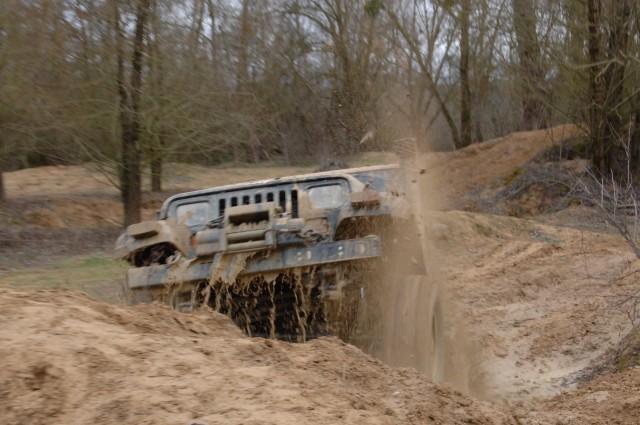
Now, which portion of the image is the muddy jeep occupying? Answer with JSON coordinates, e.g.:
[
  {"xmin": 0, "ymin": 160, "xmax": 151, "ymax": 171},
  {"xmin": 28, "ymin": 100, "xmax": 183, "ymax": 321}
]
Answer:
[{"xmin": 115, "ymin": 144, "xmax": 444, "ymax": 379}]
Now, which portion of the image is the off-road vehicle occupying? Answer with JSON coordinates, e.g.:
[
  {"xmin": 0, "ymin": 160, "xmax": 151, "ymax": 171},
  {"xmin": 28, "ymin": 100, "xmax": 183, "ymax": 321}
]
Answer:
[{"xmin": 115, "ymin": 141, "xmax": 444, "ymax": 379}]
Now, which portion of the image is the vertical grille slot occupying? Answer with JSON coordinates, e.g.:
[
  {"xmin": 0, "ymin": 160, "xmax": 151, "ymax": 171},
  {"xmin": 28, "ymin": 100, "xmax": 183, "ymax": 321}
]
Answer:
[
  {"xmin": 279, "ymin": 190, "xmax": 286, "ymax": 212},
  {"xmin": 255, "ymin": 194, "xmax": 262, "ymax": 203},
  {"xmin": 291, "ymin": 190, "xmax": 298, "ymax": 218},
  {"xmin": 242, "ymin": 195, "xmax": 250, "ymax": 205},
  {"xmin": 219, "ymin": 198, "xmax": 226, "ymax": 216},
  {"xmin": 231, "ymin": 197, "xmax": 238, "ymax": 207}
]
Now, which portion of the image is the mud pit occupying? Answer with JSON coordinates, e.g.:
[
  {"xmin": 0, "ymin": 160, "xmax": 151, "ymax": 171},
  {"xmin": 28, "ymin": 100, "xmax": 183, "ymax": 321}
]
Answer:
[{"xmin": 3, "ymin": 125, "xmax": 640, "ymax": 424}]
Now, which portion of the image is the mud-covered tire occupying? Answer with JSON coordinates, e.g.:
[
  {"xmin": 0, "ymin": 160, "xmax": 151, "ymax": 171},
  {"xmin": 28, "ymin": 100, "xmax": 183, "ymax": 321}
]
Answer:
[{"xmin": 382, "ymin": 275, "xmax": 445, "ymax": 382}]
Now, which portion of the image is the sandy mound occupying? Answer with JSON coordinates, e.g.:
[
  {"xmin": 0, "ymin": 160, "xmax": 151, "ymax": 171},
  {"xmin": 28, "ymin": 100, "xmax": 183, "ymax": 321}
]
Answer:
[
  {"xmin": 421, "ymin": 124, "xmax": 581, "ymax": 210},
  {"xmin": 0, "ymin": 288, "xmax": 516, "ymax": 425}
]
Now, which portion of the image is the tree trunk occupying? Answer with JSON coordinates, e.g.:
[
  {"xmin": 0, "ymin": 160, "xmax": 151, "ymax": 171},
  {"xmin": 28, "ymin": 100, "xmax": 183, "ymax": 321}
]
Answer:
[
  {"xmin": 148, "ymin": 3, "xmax": 163, "ymax": 194},
  {"xmin": 603, "ymin": 0, "xmax": 631, "ymax": 180},
  {"xmin": 116, "ymin": 0, "xmax": 149, "ymax": 226},
  {"xmin": 588, "ymin": 0, "xmax": 633, "ymax": 180},
  {"xmin": 205, "ymin": 0, "xmax": 217, "ymax": 66},
  {"xmin": 231, "ymin": 0, "xmax": 252, "ymax": 163},
  {"xmin": 0, "ymin": 170, "xmax": 4, "ymax": 203},
  {"xmin": 0, "ymin": 132, "xmax": 4, "ymax": 202},
  {"xmin": 587, "ymin": 0, "xmax": 606, "ymax": 176},
  {"xmin": 121, "ymin": 118, "xmax": 142, "ymax": 225},
  {"xmin": 634, "ymin": 11, "xmax": 640, "ymax": 171},
  {"xmin": 633, "ymin": 108, "xmax": 640, "ymax": 174},
  {"xmin": 459, "ymin": 0, "xmax": 472, "ymax": 148},
  {"xmin": 512, "ymin": 0, "xmax": 547, "ymax": 130}
]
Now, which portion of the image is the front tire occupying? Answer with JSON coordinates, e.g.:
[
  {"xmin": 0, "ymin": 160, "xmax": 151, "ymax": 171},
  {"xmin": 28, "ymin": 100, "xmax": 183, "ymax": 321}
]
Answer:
[{"xmin": 382, "ymin": 275, "xmax": 445, "ymax": 381}]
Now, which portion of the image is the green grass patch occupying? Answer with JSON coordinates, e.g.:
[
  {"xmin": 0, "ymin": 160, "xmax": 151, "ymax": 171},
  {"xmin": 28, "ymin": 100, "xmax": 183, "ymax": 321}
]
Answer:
[{"xmin": 0, "ymin": 255, "xmax": 128, "ymax": 295}]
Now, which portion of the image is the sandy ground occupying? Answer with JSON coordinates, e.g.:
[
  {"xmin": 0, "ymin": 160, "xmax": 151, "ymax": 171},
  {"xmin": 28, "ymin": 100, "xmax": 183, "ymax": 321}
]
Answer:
[
  {"xmin": 427, "ymin": 210, "xmax": 636, "ymax": 401},
  {"xmin": 0, "ymin": 288, "xmax": 515, "ymax": 425},
  {"xmin": 2, "ymin": 125, "xmax": 640, "ymax": 424}
]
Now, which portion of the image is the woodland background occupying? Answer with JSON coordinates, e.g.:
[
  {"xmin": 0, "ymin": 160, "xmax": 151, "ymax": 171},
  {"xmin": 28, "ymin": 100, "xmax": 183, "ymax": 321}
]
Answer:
[{"xmin": 0, "ymin": 0, "xmax": 638, "ymax": 224}]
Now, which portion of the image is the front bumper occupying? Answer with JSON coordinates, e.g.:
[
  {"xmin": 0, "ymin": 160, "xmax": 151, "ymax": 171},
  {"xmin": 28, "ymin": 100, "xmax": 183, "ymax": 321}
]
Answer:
[{"xmin": 127, "ymin": 235, "xmax": 381, "ymax": 289}]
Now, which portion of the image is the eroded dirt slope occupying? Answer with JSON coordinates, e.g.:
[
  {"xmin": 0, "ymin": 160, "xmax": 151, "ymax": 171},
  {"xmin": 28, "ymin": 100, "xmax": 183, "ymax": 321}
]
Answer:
[
  {"xmin": 421, "ymin": 124, "xmax": 581, "ymax": 210},
  {"xmin": 0, "ymin": 288, "xmax": 516, "ymax": 425},
  {"xmin": 427, "ymin": 210, "xmax": 636, "ymax": 403}
]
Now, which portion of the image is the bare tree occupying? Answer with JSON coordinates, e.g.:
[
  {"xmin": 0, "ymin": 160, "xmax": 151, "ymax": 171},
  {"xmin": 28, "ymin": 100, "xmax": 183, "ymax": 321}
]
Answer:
[
  {"xmin": 146, "ymin": 0, "xmax": 164, "ymax": 192},
  {"xmin": 577, "ymin": 152, "xmax": 640, "ymax": 260},
  {"xmin": 293, "ymin": 0, "xmax": 387, "ymax": 156},
  {"xmin": 587, "ymin": 0, "xmax": 606, "ymax": 175},
  {"xmin": 386, "ymin": 2, "xmax": 460, "ymax": 148},
  {"xmin": 587, "ymin": 0, "xmax": 638, "ymax": 180},
  {"xmin": 602, "ymin": 0, "xmax": 634, "ymax": 177},
  {"xmin": 0, "ymin": 4, "xmax": 5, "ymax": 202},
  {"xmin": 6, "ymin": 0, "xmax": 638, "ymax": 188},
  {"xmin": 511, "ymin": 0, "xmax": 547, "ymax": 130},
  {"xmin": 459, "ymin": 0, "xmax": 472, "ymax": 147},
  {"xmin": 386, "ymin": 0, "xmax": 507, "ymax": 149},
  {"xmin": 115, "ymin": 0, "xmax": 151, "ymax": 226}
]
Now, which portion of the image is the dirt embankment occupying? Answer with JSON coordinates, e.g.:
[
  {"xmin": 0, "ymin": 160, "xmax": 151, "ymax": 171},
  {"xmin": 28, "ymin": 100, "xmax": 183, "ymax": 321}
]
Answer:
[
  {"xmin": 0, "ymin": 288, "xmax": 516, "ymax": 425},
  {"xmin": 417, "ymin": 125, "xmax": 640, "ymax": 423},
  {"xmin": 426, "ymin": 211, "xmax": 636, "ymax": 401},
  {"xmin": 421, "ymin": 124, "xmax": 582, "ymax": 213}
]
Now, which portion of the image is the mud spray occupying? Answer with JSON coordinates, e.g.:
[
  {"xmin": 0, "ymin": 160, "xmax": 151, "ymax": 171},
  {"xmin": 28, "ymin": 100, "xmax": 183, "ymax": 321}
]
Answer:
[
  {"xmin": 163, "ymin": 156, "xmax": 490, "ymax": 398},
  {"xmin": 410, "ymin": 154, "xmax": 490, "ymax": 398},
  {"xmin": 335, "ymin": 215, "xmax": 490, "ymax": 398},
  {"xmin": 129, "ymin": 166, "xmax": 508, "ymax": 403},
  {"xmin": 340, "ymin": 149, "xmax": 490, "ymax": 398},
  {"xmin": 192, "ymin": 223, "xmax": 487, "ymax": 398}
]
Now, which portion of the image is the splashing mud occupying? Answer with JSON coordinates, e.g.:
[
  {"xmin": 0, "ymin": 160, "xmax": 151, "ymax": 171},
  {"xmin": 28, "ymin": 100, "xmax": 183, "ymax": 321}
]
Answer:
[
  {"xmin": 199, "ymin": 259, "xmax": 382, "ymax": 344},
  {"xmin": 182, "ymin": 223, "xmax": 486, "ymax": 398}
]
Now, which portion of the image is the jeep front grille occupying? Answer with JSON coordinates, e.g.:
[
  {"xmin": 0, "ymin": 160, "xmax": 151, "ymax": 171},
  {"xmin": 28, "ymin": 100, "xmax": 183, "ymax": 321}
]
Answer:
[{"xmin": 217, "ymin": 188, "xmax": 299, "ymax": 218}]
